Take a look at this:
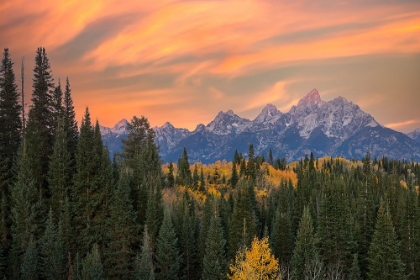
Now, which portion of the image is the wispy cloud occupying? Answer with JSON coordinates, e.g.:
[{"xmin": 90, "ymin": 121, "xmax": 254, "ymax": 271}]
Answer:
[{"xmin": 385, "ymin": 119, "xmax": 420, "ymax": 129}]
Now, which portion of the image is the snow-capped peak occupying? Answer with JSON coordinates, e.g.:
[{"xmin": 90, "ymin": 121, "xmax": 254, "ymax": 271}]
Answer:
[
  {"xmin": 111, "ymin": 119, "xmax": 128, "ymax": 135},
  {"xmin": 254, "ymin": 104, "xmax": 282, "ymax": 123},
  {"xmin": 298, "ymin": 88, "xmax": 322, "ymax": 105}
]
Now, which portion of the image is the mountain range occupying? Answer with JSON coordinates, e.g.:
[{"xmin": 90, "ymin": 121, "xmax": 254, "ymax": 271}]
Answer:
[{"xmin": 100, "ymin": 89, "xmax": 420, "ymax": 163}]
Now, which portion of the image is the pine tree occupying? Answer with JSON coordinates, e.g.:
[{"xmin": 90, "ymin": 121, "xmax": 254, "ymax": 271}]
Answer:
[
  {"xmin": 105, "ymin": 170, "xmax": 138, "ymax": 279},
  {"xmin": 25, "ymin": 47, "xmax": 55, "ymax": 198},
  {"xmin": 155, "ymin": 209, "xmax": 181, "ymax": 280},
  {"xmin": 291, "ymin": 207, "xmax": 321, "ymax": 280},
  {"xmin": 230, "ymin": 162, "xmax": 238, "ymax": 188},
  {"xmin": 72, "ymin": 108, "xmax": 107, "ymax": 256},
  {"xmin": 134, "ymin": 226, "xmax": 155, "ymax": 280},
  {"xmin": 20, "ymin": 236, "xmax": 39, "ymax": 280},
  {"xmin": 316, "ymin": 180, "xmax": 355, "ymax": 275},
  {"xmin": 81, "ymin": 244, "xmax": 104, "ymax": 280},
  {"xmin": 48, "ymin": 115, "xmax": 72, "ymax": 219},
  {"xmin": 52, "ymin": 80, "xmax": 63, "ymax": 131},
  {"xmin": 270, "ymin": 186, "xmax": 293, "ymax": 264},
  {"xmin": 9, "ymin": 143, "xmax": 39, "ymax": 277},
  {"xmin": 193, "ymin": 164, "xmax": 200, "ymax": 190},
  {"xmin": 0, "ymin": 48, "xmax": 22, "ymax": 254},
  {"xmin": 246, "ymin": 144, "xmax": 256, "ymax": 180},
  {"xmin": 367, "ymin": 199, "xmax": 406, "ymax": 280},
  {"xmin": 177, "ymin": 147, "xmax": 192, "ymax": 187},
  {"xmin": 202, "ymin": 213, "xmax": 227, "ymax": 280},
  {"xmin": 399, "ymin": 185, "xmax": 420, "ymax": 279},
  {"xmin": 228, "ymin": 182, "xmax": 256, "ymax": 260},
  {"xmin": 166, "ymin": 161, "xmax": 175, "ymax": 188},
  {"xmin": 63, "ymin": 77, "xmax": 78, "ymax": 166},
  {"xmin": 120, "ymin": 116, "xmax": 161, "ymax": 227},
  {"xmin": 39, "ymin": 209, "xmax": 67, "ymax": 279},
  {"xmin": 199, "ymin": 166, "xmax": 206, "ymax": 192},
  {"xmin": 145, "ymin": 175, "xmax": 164, "ymax": 250},
  {"xmin": 349, "ymin": 254, "xmax": 362, "ymax": 280}
]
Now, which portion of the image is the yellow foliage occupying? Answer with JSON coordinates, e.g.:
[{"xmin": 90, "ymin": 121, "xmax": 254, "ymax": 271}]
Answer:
[{"xmin": 228, "ymin": 237, "xmax": 280, "ymax": 280}]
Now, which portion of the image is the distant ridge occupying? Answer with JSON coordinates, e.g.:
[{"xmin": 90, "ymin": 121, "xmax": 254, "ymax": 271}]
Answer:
[{"xmin": 101, "ymin": 89, "xmax": 420, "ymax": 163}]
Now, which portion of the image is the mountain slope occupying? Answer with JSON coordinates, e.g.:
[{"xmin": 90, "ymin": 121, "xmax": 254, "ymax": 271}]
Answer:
[{"xmin": 100, "ymin": 89, "xmax": 420, "ymax": 163}]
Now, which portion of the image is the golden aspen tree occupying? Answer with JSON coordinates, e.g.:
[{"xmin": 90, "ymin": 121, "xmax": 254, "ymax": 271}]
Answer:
[{"xmin": 228, "ymin": 237, "xmax": 280, "ymax": 280}]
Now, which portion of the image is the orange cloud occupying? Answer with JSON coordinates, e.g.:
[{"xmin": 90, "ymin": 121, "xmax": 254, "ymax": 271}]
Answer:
[{"xmin": 385, "ymin": 120, "xmax": 420, "ymax": 129}]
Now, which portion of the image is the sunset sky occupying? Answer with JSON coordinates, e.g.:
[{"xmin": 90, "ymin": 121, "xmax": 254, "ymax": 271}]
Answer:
[{"xmin": 1, "ymin": 0, "xmax": 419, "ymax": 132}]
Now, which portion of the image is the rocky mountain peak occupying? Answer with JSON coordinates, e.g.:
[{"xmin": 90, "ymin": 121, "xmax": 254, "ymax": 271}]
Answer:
[{"xmin": 254, "ymin": 104, "xmax": 282, "ymax": 123}]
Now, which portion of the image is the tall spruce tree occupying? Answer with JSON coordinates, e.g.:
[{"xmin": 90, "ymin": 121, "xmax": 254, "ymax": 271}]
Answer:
[
  {"xmin": 367, "ymin": 199, "xmax": 406, "ymax": 280},
  {"xmin": 9, "ymin": 142, "xmax": 39, "ymax": 278},
  {"xmin": 25, "ymin": 47, "xmax": 55, "ymax": 199},
  {"xmin": 20, "ymin": 236, "xmax": 39, "ymax": 280},
  {"xmin": 120, "ymin": 116, "xmax": 161, "ymax": 227},
  {"xmin": 105, "ymin": 170, "xmax": 138, "ymax": 279},
  {"xmin": 39, "ymin": 209, "xmax": 67, "ymax": 280},
  {"xmin": 0, "ymin": 47, "xmax": 21, "ymax": 257},
  {"xmin": 72, "ymin": 108, "xmax": 107, "ymax": 256},
  {"xmin": 81, "ymin": 244, "xmax": 104, "ymax": 280},
  {"xmin": 48, "ymin": 115, "xmax": 72, "ymax": 219},
  {"xmin": 155, "ymin": 209, "xmax": 181, "ymax": 280},
  {"xmin": 134, "ymin": 226, "xmax": 155, "ymax": 280},
  {"xmin": 202, "ymin": 213, "xmax": 227, "ymax": 280},
  {"xmin": 63, "ymin": 77, "xmax": 78, "ymax": 166},
  {"xmin": 316, "ymin": 180, "xmax": 355, "ymax": 276},
  {"xmin": 291, "ymin": 207, "xmax": 321, "ymax": 280}
]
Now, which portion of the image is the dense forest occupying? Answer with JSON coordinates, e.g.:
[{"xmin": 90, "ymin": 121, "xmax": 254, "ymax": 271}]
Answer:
[{"xmin": 0, "ymin": 47, "xmax": 419, "ymax": 280}]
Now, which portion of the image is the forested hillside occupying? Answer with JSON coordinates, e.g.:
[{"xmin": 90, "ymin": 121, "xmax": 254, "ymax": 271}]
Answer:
[{"xmin": 1, "ymin": 47, "xmax": 419, "ymax": 279}]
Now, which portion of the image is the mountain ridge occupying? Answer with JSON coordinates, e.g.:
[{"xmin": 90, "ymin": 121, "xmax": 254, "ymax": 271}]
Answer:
[{"xmin": 100, "ymin": 89, "xmax": 420, "ymax": 163}]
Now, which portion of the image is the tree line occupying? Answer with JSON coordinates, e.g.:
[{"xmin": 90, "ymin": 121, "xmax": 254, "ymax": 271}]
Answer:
[{"xmin": 0, "ymin": 47, "xmax": 419, "ymax": 279}]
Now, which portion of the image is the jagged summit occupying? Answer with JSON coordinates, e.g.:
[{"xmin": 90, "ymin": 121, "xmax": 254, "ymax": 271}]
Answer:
[
  {"xmin": 298, "ymin": 88, "xmax": 322, "ymax": 104},
  {"xmin": 254, "ymin": 104, "xmax": 282, "ymax": 123}
]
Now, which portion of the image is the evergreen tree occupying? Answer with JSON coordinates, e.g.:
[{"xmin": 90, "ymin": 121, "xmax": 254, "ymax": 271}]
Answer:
[
  {"xmin": 202, "ymin": 213, "xmax": 227, "ymax": 280},
  {"xmin": 120, "ymin": 116, "xmax": 161, "ymax": 227},
  {"xmin": 316, "ymin": 180, "xmax": 355, "ymax": 275},
  {"xmin": 48, "ymin": 115, "xmax": 72, "ymax": 219},
  {"xmin": 39, "ymin": 209, "xmax": 67, "ymax": 280},
  {"xmin": 166, "ymin": 161, "xmax": 175, "ymax": 188},
  {"xmin": 25, "ymin": 47, "xmax": 55, "ymax": 198},
  {"xmin": 199, "ymin": 166, "xmax": 206, "ymax": 192},
  {"xmin": 72, "ymin": 108, "xmax": 107, "ymax": 256},
  {"xmin": 177, "ymin": 147, "xmax": 192, "ymax": 187},
  {"xmin": 9, "ymin": 143, "xmax": 39, "ymax": 277},
  {"xmin": 367, "ymin": 200, "xmax": 406, "ymax": 280},
  {"xmin": 155, "ymin": 209, "xmax": 181, "ymax": 280},
  {"xmin": 81, "ymin": 244, "xmax": 104, "ymax": 280},
  {"xmin": 246, "ymin": 144, "xmax": 256, "ymax": 180},
  {"xmin": 193, "ymin": 164, "xmax": 200, "ymax": 190},
  {"xmin": 20, "ymin": 236, "xmax": 39, "ymax": 280},
  {"xmin": 228, "ymin": 181, "xmax": 256, "ymax": 260},
  {"xmin": 270, "ymin": 186, "xmax": 293, "ymax": 264},
  {"xmin": 52, "ymin": 80, "xmax": 63, "ymax": 130},
  {"xmin": 291, "ymin": 207, "xmax": 321, "ymax": 280},
  {"xmin": 134, "ymin": 226, "xmax": 155, "ymax": 280},
  {"xmin": 349, "ymin": 254, "xmax": 362, "ymax": 280},
  {"xmin": 230, "ymin": 162, "xmax": 238, "ymax": 188},
  {"xmin": 399, "ymin": 185, "xmax": 420, "ymax": 279},
  {"xmin": 0, "ymin": 48, "xmax": 22, "ymax": 252},
  {"xmin": 105, "ymin": 170, "xmax": 138, "ymax": 279},
  {"xmin": 63, "ymin": 77, "xmax": 78, "ymax": 165},
  {"xmin": 145, "ymin": 175, "xmax": 164, "ymax": 250},
  {"xmin": 268, "ymin": 149, "xmax": 273, "ymax": 166}
]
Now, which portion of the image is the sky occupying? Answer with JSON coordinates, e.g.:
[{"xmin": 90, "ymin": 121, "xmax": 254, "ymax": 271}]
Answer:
[{"xmin": 1, "ymin": 0, "xmax": 419, "ymax": 133}]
